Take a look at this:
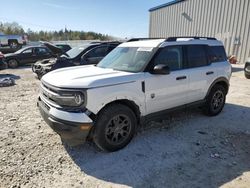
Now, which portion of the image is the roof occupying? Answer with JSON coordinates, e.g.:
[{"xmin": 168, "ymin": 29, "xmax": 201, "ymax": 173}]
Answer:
[
  {"xmin": 119, "ymin": 39, "xmax": 165, "ymax": 48},
  {"xmin": 149, "ymin": 0, "xmax": 185, "ymax": 12}
]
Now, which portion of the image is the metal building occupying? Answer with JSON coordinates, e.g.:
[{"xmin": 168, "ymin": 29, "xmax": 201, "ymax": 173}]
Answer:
[{"xmin": 149, "ymin": 0, "xmax": 250, "ymax": 63}]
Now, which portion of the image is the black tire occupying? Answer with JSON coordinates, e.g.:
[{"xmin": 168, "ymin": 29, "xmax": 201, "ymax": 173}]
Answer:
[
  {"xmin": 8, "ymin": 59, "xmax": 19, "ymax": 68},
  {"xmin": 203, "ymin": 85, "xmax": 226, "ymax": 116},
  {"xmin": 245, "ymin": 72, "xmax": 250, "ymax": 79},
  {"xmin": 93, "ymin": 104, "xmax": 137, "ymax": 152}
]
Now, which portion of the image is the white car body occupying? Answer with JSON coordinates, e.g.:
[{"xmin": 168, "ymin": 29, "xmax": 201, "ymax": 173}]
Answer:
[{"xmin": 38, "ymin": 37, "xmax": 231, "ymax": 148}]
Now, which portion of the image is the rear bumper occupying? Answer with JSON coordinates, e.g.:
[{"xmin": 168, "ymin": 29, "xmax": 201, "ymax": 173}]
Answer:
[{"xmin": 37, "ymin": 97, "xmax": 93, "ymax": 146}]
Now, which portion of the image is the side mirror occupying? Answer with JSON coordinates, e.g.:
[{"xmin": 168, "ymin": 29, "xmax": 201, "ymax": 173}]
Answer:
[{"xmin": 152, "ymin": 64, "xmax": 170, "ymax": 75}]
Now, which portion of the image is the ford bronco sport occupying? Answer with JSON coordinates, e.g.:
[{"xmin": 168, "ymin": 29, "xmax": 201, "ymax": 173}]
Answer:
[{"xmin": 38, "ymin": 37, "xmax": 231, "ymax": 152}]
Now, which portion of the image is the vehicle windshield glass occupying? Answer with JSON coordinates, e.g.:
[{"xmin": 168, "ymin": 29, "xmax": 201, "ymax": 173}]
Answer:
[
  {"xmin": 64, "ymin": 45, "xmax": 88, "ymax": 58},
  {"xmin": 97, "ymin": 47, "xmax": 155, "ymax": 72}
]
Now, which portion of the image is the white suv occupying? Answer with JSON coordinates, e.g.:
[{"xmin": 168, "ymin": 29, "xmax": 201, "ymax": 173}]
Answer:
[{"xmin": 38, "ymin": 37, "xmax": 231, "ymax": 152}]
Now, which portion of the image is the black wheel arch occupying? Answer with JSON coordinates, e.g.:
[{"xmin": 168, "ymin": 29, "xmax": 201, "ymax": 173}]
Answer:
[
  {"xmin": 205, "ymin": 77, "xmax": 229, "ymax": 98},
  {"xmin": 97, "ymin": 99, "xmax": 141, "ymax": 125}
]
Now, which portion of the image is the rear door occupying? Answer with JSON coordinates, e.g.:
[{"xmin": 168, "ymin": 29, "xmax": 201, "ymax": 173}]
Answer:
[
  {"xmin": 144, "ymin": 45, "xmax": 189, "ymax": 114},
  {"xmin": 185, "ymin": 45, "xmax": 217, "ymax": 103}
]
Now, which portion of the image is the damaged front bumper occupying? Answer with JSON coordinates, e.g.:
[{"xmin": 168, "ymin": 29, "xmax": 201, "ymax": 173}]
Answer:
[{"xmin": 37, "ymin": 97, "xmax": 93, "ymax": 146}]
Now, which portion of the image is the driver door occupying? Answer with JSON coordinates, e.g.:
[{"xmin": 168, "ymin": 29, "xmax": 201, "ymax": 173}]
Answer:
[{"xmin": 144, "ymin": 45, "xmax": 189, "ymax": 115}]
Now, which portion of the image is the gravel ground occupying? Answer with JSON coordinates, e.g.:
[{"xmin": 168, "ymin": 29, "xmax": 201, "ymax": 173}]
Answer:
[{"xmin": 0, "ymin": 65, "xmax": 249, "ymax": 188}]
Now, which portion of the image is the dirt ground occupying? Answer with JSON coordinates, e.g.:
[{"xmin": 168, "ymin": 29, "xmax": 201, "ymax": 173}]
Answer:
[{"xmin": 0, "ymin": 65, "xmax": 249, "ymax": 188}]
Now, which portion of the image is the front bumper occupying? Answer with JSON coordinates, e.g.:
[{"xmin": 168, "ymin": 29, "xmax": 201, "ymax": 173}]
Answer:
[{"xmin": 37, "ymin": 97, "xmax": 93, "ymax": 146}]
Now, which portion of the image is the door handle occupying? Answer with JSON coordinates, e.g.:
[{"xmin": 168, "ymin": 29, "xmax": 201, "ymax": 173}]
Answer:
[
  {"xmin": 206, "ymin": 71, "xmax": 214, "ymax": 75},
  {"xmin": 176, "ymin": 76, "xmax": 187, "ymax": 80}
]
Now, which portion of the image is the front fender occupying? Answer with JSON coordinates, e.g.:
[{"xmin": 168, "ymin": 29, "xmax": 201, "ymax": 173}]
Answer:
[{"xmin": 86, "ymin": 82, "xmax": 146, "ymax": 116}]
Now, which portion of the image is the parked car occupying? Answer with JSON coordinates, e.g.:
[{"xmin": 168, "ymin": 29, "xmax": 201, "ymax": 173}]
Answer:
[
  {"xmin": 32, "ymin": 41, "xmax": 120, "ymax": 79},
  {"xmin": 4, "ymin": 45, "xmax": 61, "ymax": 68},
  {"xmin": 0, "ymin": 52, "xmax": 7, "ymax": 70},
  {"xmin": 244, "ymin": 58, "xmax": 250, "ymax": 79},
  {"xmin": 37, "ymin": 37, "xmax": 231, "ymax": 152},
  {"xmin": 0, "ymin": 33, "xmax": 24, "ymax": 49}
]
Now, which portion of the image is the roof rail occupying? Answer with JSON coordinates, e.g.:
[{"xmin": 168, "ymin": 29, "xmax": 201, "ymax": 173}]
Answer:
[
  {"xmin": 165, "ymin": 36, "xmax": 217, "ymax": 42},
  {"xmin": 127, "ymin": 38, "xmax": 164, "ymax": 42}
]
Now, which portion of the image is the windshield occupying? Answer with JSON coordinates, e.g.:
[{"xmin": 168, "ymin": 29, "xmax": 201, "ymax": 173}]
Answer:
[
  {"xmin": 97, "ymin": 47, "xmax": 156, "ymax": 72},
  {"xmin": 64, "ymin": 45, "xmax": 89, "ymax": 58}
]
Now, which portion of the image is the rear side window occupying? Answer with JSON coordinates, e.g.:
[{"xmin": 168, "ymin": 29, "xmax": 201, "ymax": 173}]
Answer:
[
  {"xmin": 209, "ymin": 46, "xmax": 227, "ymax": 63},
  {"xmin": 152, "ymin": 46, "xmax": 183, "ymax": 71},
  {"xmin": 187, "ymin": 45, "xmax": 208, "ymax": 68},
  {"xmin": 87, "ymin": 46, "xmax": 107, "ymax": 58}
]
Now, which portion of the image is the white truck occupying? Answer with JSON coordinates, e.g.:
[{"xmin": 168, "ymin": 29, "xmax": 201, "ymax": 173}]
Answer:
[
  {"xmin": 0, "ymin": 33, "xmax": 23, "ymax": 48},
  {"xmin": 38, "ymin": 37, "xmax": 231, "ymax": 152}
]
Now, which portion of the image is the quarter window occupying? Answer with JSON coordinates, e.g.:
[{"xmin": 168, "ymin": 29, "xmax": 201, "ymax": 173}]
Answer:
[
  {"xmin": 187, "ymin": 45, "xmax": 208, "ymax": 68},
  {"xmin": 152, "ymin": 46, "xmax": 183, "ymax": 71},
  {"xmin": 209, "ymin": 46, "xmax": 227, "ymax": 63}
]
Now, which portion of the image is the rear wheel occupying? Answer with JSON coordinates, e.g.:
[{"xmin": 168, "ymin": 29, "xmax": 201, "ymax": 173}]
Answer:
[
  {"xmin": 93, "ymin": 104, "xmax": 137, "ymax": 152},
  {"xmin": 203, "ymin": 85, "xmax": 226, "ymax": 116},
  {"xmin": 8, "ymin": 59, "xmax": 19, "ymax": 68}
]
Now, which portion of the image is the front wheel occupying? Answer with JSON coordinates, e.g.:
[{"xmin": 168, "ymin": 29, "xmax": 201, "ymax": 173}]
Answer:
[
  {"xmin": 93, "ymin": 104, "xmax": 137, "ymax": 152},
  {"xmin": 203, "ymin": 85, "xmax": 226, "ymax": 116},
  {"xmin": 8, "ymin": 59, "xmax": 19, "ymax": 68}
]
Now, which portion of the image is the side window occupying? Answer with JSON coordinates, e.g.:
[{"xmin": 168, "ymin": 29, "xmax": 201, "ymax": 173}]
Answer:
[
  {"xmin": 87, "ymin": 46, "xmax": 107, "ymax": 58},
  {"xmin": 36, "ymin": 48, "xmax": 50, "ymax": 55},
  {"xmin": 187, "ymin": 45, "xmax": 208, "ymax": 68},
  {"xmin": 107, "ymin": 45, "xmax": 117, "ymax": 53},
  {"xmin": 22, "ymin": 48, "xmax": 32, "ymax": 54},
  {"xmin": 209, "ymin": 46, "xmax": 227, "ymax": 63},
  {"xmin": 153, "ymin": 46, "xmax": 183, "ymax": 71}
]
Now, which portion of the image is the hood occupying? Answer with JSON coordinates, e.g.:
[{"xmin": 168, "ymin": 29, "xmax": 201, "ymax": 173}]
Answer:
[
  {"xmin": 40, "ymin": 41, "xmax": 63, "ymax": 55},
  {"xmin": 4, "ymin": 53, "xmax": 17, "ymax": 58},
  {"xmin": 42, "ymin": 65, "xmax": 143, "ymax": 89}
]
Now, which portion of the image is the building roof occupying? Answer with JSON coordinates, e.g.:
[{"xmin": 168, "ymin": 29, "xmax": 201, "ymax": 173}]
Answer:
[{"xmin": 149, "ymin": 0, "xmax": 185, "ymax": 12}]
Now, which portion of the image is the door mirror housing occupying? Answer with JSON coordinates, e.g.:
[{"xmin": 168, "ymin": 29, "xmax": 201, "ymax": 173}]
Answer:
[{"xmin": 152, "ymin": 64, "xmax": 170, "ymax": 75}]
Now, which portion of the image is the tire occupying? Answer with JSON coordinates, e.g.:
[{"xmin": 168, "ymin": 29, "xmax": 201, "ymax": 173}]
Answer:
[
  {"xmin": 203, "ymin": 85, "xmax": 226, "ymax": 116},
  {"xmin": 93, "ymin": 104, "xmax": 137, "ymax": 152},
  {"xmin": 8, "ymin": 59, "xmax": 19, "ymax": 68},
  {"xmin": 245, "ymin": 73, "xmax": 250, "ymax": 79}
]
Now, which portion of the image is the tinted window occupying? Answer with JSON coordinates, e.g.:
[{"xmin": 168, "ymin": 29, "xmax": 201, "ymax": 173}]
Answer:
[
  {"xmin": 187, "ymin": 45, "xmax": 208, "ymax": 68},
  {"xmin": 36, "ymin": 48, "xmax": 49, "ymax": 55},
  {"xmin": 108, "ymin": 45, "xmax": 117, "ymax": 53},
  {"xmin": 87, "ymin": 46, "xmax": 107, "ymax": 58},
  {"xmin": 209, "ymin": 46, "xmax": 227, "ymax": 63},
  {"xmin": 22, "ymin": 48, "xmax": 32, "ymax": 54},
  {"xmin": 153, "ymin": 46, "xmax": 183, "ymax": 71}
]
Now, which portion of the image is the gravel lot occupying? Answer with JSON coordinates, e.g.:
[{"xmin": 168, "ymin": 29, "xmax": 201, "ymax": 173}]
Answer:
[{"xmin": 0, "ymin": 65, "xmax": 249, "ymax": 188}]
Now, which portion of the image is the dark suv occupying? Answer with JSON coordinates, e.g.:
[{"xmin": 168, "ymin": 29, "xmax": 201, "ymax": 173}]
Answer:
[{"xmin": 32, "ymin": 41, "xmax": 120, "ymax": 79}]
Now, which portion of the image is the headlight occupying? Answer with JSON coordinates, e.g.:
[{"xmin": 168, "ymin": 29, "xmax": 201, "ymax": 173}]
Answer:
[
  {"xmin": 74, "ymin": 93, "xmax": 84, "ymax": 105},
  {"xmin": 57, "ymin": 92, "xmax": 85, "ymax": 107}
]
